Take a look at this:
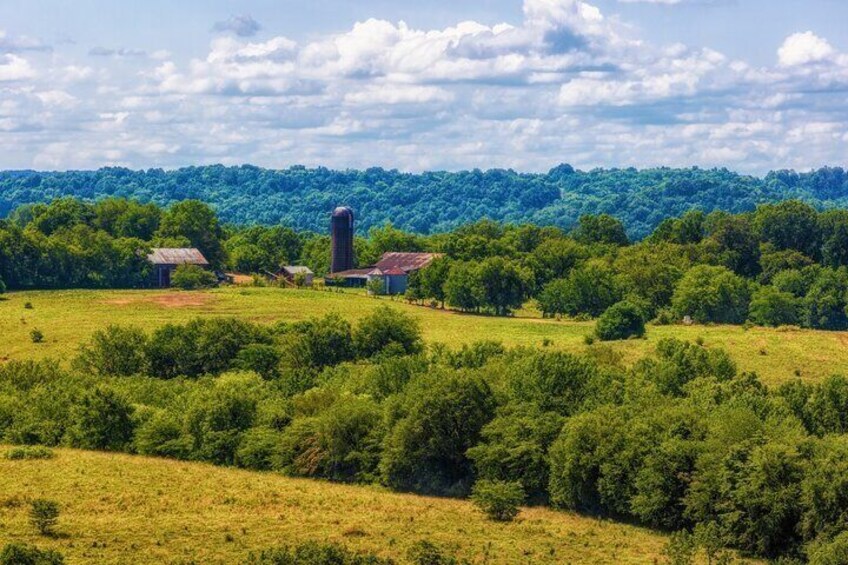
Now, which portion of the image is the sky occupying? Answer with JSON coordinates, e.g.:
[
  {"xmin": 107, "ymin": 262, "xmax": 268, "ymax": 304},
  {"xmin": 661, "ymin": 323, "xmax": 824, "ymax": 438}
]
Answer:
[{"xmin": 0, "ymin": 0, "xmax": 846, "ymax": 173}]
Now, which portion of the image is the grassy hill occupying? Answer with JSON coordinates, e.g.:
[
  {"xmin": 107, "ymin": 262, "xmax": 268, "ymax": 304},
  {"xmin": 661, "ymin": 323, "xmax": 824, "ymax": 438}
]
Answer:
[
  {"xmin": 2, "ymin": 286, "xmax": 847, "ymax": 387},
  {"xmin": 0, "ymin": 446, "xmax": 674, "ymax": 564}
]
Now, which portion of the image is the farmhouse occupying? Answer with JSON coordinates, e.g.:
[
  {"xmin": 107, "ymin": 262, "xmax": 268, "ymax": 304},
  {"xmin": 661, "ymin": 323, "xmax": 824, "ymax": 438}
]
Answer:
[
  {"xmin": 147, "ymin": 248, "xmax": 210, "ymax": 288},
  {"xmin": 331, "ymin": 252, "xmax": 443, "ymax": 295}
]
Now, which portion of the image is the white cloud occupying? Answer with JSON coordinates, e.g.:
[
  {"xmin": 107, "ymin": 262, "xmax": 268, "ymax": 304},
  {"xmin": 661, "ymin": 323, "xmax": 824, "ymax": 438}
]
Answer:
[
  {"xmin": 0, "ymin": 54, "xmax": 35, "ymax": 81},
  {"xmin": 778, "ymin": 31, "xmax": 835, "ymax": 66},
  {"xmin": 0, "ymin": 0, "xmax": 847, "ymax": 174}
]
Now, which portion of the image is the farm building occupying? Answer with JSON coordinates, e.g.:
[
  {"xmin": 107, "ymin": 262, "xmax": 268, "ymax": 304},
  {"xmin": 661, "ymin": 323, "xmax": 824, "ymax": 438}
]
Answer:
[
  {"xmin": 277, "ymin": 266, "xmax": 314, "ymax": 286},
  {"xmin": 330, "ymin": 252, "xmax": 443, "ymax": 295},
  {"xmin": 147, "ymin": 248, "xmax": 210, "ymax": 288}
]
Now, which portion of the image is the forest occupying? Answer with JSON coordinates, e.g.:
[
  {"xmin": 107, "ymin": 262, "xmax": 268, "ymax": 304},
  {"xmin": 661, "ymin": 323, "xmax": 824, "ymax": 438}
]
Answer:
[{"xmin": 2, "ymin": 165, "xmax": 848, "ymax": 238}]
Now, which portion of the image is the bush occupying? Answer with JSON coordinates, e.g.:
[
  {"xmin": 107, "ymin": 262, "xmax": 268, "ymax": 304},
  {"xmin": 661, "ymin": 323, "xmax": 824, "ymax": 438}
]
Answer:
[
  {"xmin": 244, "ymin": 541, "xmax": 395, "ymax": 565},
  {"xmin": 5, "ymin": 446, "xmax": 54, "ymax": 460},
  {"xmin": 65, "ymin": 387, "xmax": 135, "ymax": 451},
  {"xmin": 407, "ymin": 540, "xmax": 467, "ymax": 565},
  {"xmin": 171, "ymin": 264, "xmax": 216, "ymax": 290},
  {"xmin": 278, "ymin": 314, "xmax": 355, "ymax": 370},
  {"xmin": 595, "ymin": 301, "xmax": 646, "ymax": 341},
  {"xmin": 29, "ymin": 499, "xmax": 59, "ymax": 535},
  {"xmin": 0, "ymin": 543, "xmax": 64, "ymax": 565},
  {"xmin": 75, "ymin": 325, "xmax": 149, "ymax": 377},
  {"xmin": 29, "ymin": 329, "xmax": 44, "ymax": 344},
  {"xmin": 353, "ymin": 306, "xmax": 423, "ymax": 359},
  {"xmin": 470, "ymin": 479, "xmax": 525, "ymax": 521}
]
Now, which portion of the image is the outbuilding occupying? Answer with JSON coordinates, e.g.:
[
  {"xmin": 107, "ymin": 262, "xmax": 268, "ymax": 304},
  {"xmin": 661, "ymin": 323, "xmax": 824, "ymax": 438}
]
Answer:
[
  {"xmin": 277, "ymin": 266, "xmax": 314, "ymax": 287},
  {"xmin": 147, "ymin": 248, "xmax": 210, "ymax": 288}
]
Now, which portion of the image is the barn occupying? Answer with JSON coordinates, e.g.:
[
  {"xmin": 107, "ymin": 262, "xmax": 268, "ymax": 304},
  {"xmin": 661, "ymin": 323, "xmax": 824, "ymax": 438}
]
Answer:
[
  {"xmin": 330, "ymin": 252, "xmax": 443, "ymax": 295},
  {"xmin": 147, "ymin": 248, "xmax": 210, "ymax": 288},
  {"xmin": 277, "ymin": 266, "xmax": 315, "ymax": 287}
]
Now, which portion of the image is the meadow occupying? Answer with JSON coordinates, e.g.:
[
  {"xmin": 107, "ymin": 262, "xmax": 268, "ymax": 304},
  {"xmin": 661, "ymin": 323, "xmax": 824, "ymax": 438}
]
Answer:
[
  {"xmin": 1, "ymin": 286, "xmax": 846, "ymax": 387},
  {"xmin": 0, "ymin": 446, "xmax": 674, "ymax": 564}
]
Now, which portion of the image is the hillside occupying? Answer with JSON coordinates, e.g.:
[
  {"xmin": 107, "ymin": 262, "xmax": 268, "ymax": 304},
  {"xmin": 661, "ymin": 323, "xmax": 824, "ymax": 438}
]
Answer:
[
  {"xmin": 2, "ymin": 287, "xmax": 847, "ymax": 387},
  {"xmin": 1, "ymin": 165, "xmax": 847, "ymax": 238},
  {"xmin": 0, "ymin": 446, "xmax": 673, "ymax": 564}
]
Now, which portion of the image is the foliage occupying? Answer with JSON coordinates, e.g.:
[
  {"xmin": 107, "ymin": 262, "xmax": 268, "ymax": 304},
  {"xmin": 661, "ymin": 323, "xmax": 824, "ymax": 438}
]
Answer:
[
  {"xmin": 671, "ymin": 265, "xmax": 750, "ymax": 324},
  {"xmin": 29, "ymin": 499, "xmax": 60, "ymax": 536},
  {"xmin": 748, "ymin": 286, "xmax": 801, "ymax": 327},
  {"xmin": 0, "ymin": 543, "xmax": 64, "ymax": 565},
  {"xmin": 29, "ymin": 330, "xmax": 44, "ymax": 344},
  {"xmin": 244, "ymin": 541, "xmax": 395, "ymax": 565},
  {"xmin": 65, "ymin": 387, "xmax": 135, "ymax": 451},
  {"xmin": 353, "ymin": 306, "xmax": 423, "ymax": 359},
  {"xmin": 470, "ymin": 479, "xmax": 525, "ymax": 522},
  {"xmin": 5, "ymin": 446, "xmax": 54, "ymax": 460},
  {"xmin": 171, "ymin": 264, "xmax": 216, "ymax": 290},
  {"xmin": 595, "ymin": 301, "xmax": 646, "ymax": 341},
  {"xmin": 75, "ymin": 324, "xmax": 149, "ymax": 377}
]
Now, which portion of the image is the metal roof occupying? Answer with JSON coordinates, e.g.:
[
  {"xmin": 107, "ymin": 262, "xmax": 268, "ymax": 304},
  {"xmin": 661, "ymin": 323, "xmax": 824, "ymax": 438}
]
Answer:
[
  {"xmin": 147, "ymin": 248, "xmax": 209, "ymax": 266},
  {"xmin": 279, "ymin": 266, "xmax": 314, "ymax": 275},
  {"xmin": 375, "ymin": 252, "xmax": 443, "ymax": 273}
]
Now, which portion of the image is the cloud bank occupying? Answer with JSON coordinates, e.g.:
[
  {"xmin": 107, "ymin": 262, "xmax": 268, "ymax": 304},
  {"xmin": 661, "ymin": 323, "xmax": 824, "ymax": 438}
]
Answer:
[{"xmin": 0, "ymin": 0, "xmax": 846, "ymax": 173}]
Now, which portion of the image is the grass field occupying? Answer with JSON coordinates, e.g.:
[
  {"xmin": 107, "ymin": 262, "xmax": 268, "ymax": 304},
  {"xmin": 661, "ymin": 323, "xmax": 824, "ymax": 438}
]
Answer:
[
  {"xmin": 0, "ymin": 446, "xmax": 677, "ymax": 564},
  {"xmin": 1, "ymin": 286, "xmax": 846, "ymax": 387}
]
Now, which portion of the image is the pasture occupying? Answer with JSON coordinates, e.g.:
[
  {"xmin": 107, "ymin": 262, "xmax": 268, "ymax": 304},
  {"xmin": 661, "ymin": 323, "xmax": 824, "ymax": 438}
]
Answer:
[
  {"xmin": 0, "ymin": 446, "xmax": 673, "ymax": 564},
  {"xmin": 1, "ymin": 286, "xmax": 845, "ymax": 387}
]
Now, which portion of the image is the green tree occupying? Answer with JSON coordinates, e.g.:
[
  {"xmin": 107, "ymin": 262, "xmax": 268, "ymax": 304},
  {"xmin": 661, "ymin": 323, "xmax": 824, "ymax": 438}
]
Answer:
[
  {"xmin": 157, "ymin": 200, "xmax": 225, "ymax": 267},
  {"xmin": 444, "ymin": 262, "xmax": 483, "ymax": 313},
  {"xmin": 75, "ymin": 324, "xmax": 149, "ymax": 377},
  {"xmin": 754, "ymin": 200, "xmax": 820, "ymax": 258},
  {"xmin": 476, "ymin": 256, "xmax": 533, "ymax": 316},
  {"xmin": 0, "ymin": 543, "xmax": 64, "ymax": 565},
  {"xmin": 381, "ymin": 374, "xmax": 495, "ymax": 496},
  {"xmin": 573, "ymin": 214, "xmax": 629, "ymax": 246},
  {"xmin": 671, "ymin": 265, "xmax": 750, "ymax": 324},
  {"xmin": 748, "ymin": 286, "xmax": 800, "ymax": 327}
]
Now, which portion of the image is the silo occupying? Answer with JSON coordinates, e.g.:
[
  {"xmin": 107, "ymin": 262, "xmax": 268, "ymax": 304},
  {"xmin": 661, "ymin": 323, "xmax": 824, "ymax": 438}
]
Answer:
[{"xmin": 330, "ymin": 206, "xmax": 355, "ymax": 274}]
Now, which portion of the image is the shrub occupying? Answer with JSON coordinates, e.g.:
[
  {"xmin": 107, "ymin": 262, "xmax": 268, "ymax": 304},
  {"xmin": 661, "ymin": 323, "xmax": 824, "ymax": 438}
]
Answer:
[
  {"xmin": 65, "ymin": 387, "xmax": 135, "ymax": 451},
  {"xmin": 278, "ymin": 314, "xmax": 355, "ymax": 370},
  {"xmin": 5, "ymin": 446, "xmax": 54, "ymax": 460},
  {"xmin": 0, "ymin": 543, "xmax": 64, "ymax": 565},
  {"xmin": 29, "ymin": 329, "xmax": 44, "ymax": 344},
  {"xmin": 353, "ymin": 306, "xmax": 423, "ymax": 359},
  {"xmin": 171, "ymin": 264, "xmax": 216, "ymax": 290},
  {"xmin": 407, "ymin": 540, "xmax": 468, "ymax": 565},
  {"xmin": 470, "ymin": 479, "xmax": 525, "ymax": 522},
  {"xmin": 244, "ymin": 541, "xmax": 395, "ymax": 565},
  {"xmin": 24, "ymin": 302, "xmax": 33, "ymax": 309},
  {"xmin": 595, "ymin": 301, "xmax": 646, "ymax": 341},
  {"xmin": 29, "ymin": 499, "xmax": 59, "ymax": 535},
  {"xmin": 75, "ymin": 324, "xmax": 149, "ymax": 377}
]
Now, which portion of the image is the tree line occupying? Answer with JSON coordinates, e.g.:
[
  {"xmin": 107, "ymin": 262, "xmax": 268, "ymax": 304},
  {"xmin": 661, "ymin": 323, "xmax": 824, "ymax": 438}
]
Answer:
[
  {"xmin": 2, "ymin": 306, "xmax": 848, "ymax": 562},
  {"xmin": 9, "ymin": 197, "xmax": 848, "ymax": 333},
  {"xmin": 2, "ymin": 164, "xmax": 848, "ymax": 239}
]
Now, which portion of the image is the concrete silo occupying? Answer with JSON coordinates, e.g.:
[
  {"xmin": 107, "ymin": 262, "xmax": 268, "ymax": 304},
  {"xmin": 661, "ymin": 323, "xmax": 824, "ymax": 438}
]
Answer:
[{"xmin": 330, "ymin": 206, "xmax": 355, "ymax": 274}]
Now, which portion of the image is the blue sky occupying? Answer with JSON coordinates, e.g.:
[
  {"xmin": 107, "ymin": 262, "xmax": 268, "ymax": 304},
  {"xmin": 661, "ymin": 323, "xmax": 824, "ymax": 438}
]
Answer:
[{"xmin": 0, "ymin": 0, "xmax": 846, "ymax": 173}]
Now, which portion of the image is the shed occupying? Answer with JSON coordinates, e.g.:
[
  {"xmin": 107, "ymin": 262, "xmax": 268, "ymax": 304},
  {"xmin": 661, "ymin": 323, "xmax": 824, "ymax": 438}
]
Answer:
[
  {"xmin": 147, "ymin": 248, "xmax": 210, "ymax": 288},
  {"xmin": 278, "ymin": 266, "xmax": 314, "ymax": 287},
  {"xmin": 329, "ymin": 252, "xmax": 443, "ymax": 295}
]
